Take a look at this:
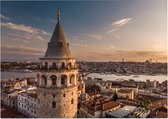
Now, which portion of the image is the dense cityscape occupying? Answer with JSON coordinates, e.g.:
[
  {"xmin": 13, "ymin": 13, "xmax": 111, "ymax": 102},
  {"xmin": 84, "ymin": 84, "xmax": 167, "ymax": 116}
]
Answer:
[
  {"xmin": 1, "ymin": 60, "xmax": 167, "ymax": 75},
  {"xmin": 1, "ymin": 60, "xmax": 167, "ymax": 118},
  {"xmin": 1, "ymin": 0, "xmax": 167, "ymax": 118}
]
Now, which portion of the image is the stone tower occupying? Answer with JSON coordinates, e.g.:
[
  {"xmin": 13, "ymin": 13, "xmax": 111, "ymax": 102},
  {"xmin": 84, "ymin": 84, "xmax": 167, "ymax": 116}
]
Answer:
[{"xmin": 37, "ymin": 8, "xmax": 78, "ymax": 118}]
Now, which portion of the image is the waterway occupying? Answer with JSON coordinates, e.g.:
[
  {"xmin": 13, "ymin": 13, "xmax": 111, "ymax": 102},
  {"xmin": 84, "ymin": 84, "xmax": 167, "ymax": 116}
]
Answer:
[
  {"xmin": 84, "ymin": 73, "xmax": 167, "ymax": 83},
  {"xmin": 1, "ymin": 72, "xmax": 167, "ymax": 83}
]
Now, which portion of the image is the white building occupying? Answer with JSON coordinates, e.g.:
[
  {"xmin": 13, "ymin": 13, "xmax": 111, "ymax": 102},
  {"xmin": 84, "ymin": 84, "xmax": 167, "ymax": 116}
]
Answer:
[
  {"xmin": 117, "ymin": 89, "xmax": 134, "ymax": 99},
  {"xmin": 106, "ymin": 105, "xmax": 136, "ymax": 118},
  {"xmin": 1, "ymin": 89, "xmax": 18, "ymax": 110},
  {"xmin": 17, "ymin": 92, "xmax": 38, "ymax": 118}
]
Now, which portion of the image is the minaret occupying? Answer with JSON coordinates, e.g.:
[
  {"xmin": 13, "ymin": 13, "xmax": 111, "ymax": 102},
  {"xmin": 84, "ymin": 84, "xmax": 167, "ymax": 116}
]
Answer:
[{"xmin": 37, "ymin": 8, "xmax": 78, "ymax": 118}]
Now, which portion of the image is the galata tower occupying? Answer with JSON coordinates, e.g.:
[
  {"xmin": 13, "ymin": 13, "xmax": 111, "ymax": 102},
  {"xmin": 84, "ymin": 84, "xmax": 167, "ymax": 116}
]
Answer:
[{"xmin": 37, "ymin": 8, "xmax": 78, "ymax": 118}]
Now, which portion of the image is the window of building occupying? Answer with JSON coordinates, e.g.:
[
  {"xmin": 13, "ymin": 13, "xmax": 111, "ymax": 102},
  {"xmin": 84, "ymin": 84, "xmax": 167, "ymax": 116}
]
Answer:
[
  {"xmin": 71, "ymin": 99, "xmax": 74, "ymax": 104},
  {"xmin": 19, "ymin": 102, "xmax": 20, "ymax": 105},
  {"xmin": 52, "ymin": 101, "xmax": 56, "ymax": 108},
  {"xmin": 62, "ymin": 62, "xmax": 65, "ymax": 69},
  {"xmin": 71, "ymin": 92, "xmax": 73, "ymax": 96},
  {"xmin": 45, "ymin": 62, "xmax": 48, "ymax": 68},
  {"xmin": 22, "ymin": 104, "xmax": 23, "ymax": 107},
  {"xmin": 59, "ymin": 42, "xmax": 63, "ymax": 47},
  {"xmin": 34, "ymin": 110, "xmax": 36, "ymax": 114},
  {"xmin": 50, "ymin": 75, "xmax": 57, "ymax": 86},
  {"xmin": 61, "ymin": 75, "xmax": 67, "ymax": 85},
  {"xmin": 70, "ymin": 74, "xmax": 75, "ymax": 84},
  {"xmin": 41, "ymin": 75, "xmax": 47, "ymax": 86},
  {"xmin": 63, "ymin": 93, "xmax": 65, "ymax": 97},
  {"xmin": 53, "ymin": 94, "xmax": 55, "ymax": 98},
  {"xmin": 44, "ymin": 93, "xmax": 46, "ymax": 97},
  {"xmin": 52, "ymin": 62, "xmax": 57, "ymax": 69}
]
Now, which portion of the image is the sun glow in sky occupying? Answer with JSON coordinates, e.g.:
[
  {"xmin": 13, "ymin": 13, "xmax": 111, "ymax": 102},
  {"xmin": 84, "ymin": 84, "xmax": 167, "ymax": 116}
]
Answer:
[{"xmin": 1, "ymin": 0, "xmax": 167, "ymax": 62}]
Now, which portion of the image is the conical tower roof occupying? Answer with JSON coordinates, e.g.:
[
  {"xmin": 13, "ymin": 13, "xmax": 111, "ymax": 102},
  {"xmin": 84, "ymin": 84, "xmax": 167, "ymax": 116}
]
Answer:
[{"xmin": 44, "ymin": 8, "xmax": 72, "ymax": 58}]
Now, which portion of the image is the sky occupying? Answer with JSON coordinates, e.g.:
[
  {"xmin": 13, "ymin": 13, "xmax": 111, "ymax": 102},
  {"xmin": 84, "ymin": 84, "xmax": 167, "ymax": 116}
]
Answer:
[{"xmin": 1, "ymin": 0, "xmax": 167, "ymax": 62}]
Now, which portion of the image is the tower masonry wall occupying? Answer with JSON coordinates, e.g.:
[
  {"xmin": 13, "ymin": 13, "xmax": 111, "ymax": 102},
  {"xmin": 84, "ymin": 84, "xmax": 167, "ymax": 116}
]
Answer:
[{"xmin": 37, "ymin": 85, "xmax": 78, "ymax": 118}]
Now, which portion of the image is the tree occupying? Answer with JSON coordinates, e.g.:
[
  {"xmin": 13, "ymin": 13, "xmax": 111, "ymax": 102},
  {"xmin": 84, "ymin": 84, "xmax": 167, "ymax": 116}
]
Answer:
[
  {"xmin": 112, "ymin": 91, "xmax": 118, "ymax": 101},
  {"xmin": 138, "ymin": 96, "xmax": 151, "ymax": 109}
]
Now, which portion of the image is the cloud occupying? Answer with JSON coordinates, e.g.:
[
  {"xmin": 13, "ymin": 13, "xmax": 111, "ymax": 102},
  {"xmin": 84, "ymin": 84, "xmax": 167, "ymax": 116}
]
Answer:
[
  {"xmin": 1, "ymin": 22, "xmax": 50, "ymax": 42},
  {"xmin": 76, "ymin": 50, "xmax": 167, "ymax": 62},
  {"xmin": 1, "ymin": 22, "xmax": 35, "ymax": 33},
  {"xmin": 1, "ymin": 45, "xmax": 45, "ymax": 56},
  {"xmin": 112, "ymin": 18, "xmax": 132, "ymax": 26},
  {"xmin": 0, "ymin": 14, "xmax": 10, "ymax": 20},
  {"xmin": 107, "ymin": 28, "xmax": 118, "ymax": 34},
  {"xmin": 48, "ymin": 19, "xmax": 57, "ymax": 24},
  {"xmin": 110, "ymin": 45, "xmax": 115, "ymax": 49},
  {"xmin": 1, "ymin": 22, "xmax": 50, "ymax": 35},
  {"xmin": 72, "ymin": 43, "xmax": 88, "ymax": 47},
  {"xmin": 115, "ymin": 34, "xmax": 120, "ymax": 39},
  {"xmin": 30, "ymin": 16, "xmax": 41, "ymax": 21},
  {"xmin": 86, "ymin": 34, "xmax": 102, "ymax": 40}
]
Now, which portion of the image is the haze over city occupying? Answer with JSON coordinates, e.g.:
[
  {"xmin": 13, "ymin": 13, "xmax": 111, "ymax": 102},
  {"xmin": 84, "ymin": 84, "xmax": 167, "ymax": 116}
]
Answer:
[{"xmin": 1, "ymin": 0, "xmax": 167, "ymax": 62}]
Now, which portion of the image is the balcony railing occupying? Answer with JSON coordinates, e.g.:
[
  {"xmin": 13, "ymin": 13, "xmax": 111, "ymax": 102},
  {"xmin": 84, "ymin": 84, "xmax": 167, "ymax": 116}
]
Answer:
[{"xmin": 39, "ymin": 67, "xmax": 78, "ymax": 72}]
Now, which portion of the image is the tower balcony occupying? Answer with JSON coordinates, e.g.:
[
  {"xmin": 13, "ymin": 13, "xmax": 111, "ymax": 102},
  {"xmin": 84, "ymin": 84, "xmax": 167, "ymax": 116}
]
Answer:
[
  {"xmin": 39, "ymin": 67, "xmax": 78, "ymax": 73},
  {"xmin": 37, "ymin": 84, "xmax": 77, "ymax": 90}
]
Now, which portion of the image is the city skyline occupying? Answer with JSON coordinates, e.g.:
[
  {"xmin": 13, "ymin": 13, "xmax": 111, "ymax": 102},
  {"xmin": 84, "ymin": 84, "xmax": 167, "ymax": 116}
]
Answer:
[{"xmin": 1, "ymin": 0, "xmax": 167, "ymax": 62}]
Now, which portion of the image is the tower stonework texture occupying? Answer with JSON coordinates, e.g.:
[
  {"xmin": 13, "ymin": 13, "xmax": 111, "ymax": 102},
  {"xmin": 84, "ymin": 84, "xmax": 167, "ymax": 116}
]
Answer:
[{"xmin": 37, "ymin": 9, "xmax": 78, "ymax": 118}]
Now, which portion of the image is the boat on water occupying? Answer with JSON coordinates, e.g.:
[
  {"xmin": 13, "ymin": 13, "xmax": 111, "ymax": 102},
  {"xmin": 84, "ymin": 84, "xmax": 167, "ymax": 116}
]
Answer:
[
  {"xmin": 24, "ymin": 69, "xmax": 33, "ymax": 73},
  {"xmin": 132, "ymin": 75, "xmax": 139, "ymax": 78}
]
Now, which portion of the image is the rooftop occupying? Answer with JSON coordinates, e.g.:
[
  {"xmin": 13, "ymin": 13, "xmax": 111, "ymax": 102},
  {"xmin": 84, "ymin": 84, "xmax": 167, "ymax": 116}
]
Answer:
[
  {"xmin": 1, "ymin": 103, "xmax": 24, "ymax": 118},
  {"xmin": 118, "ymin": 89, "xmax": 133, "ymax": 93},
  {"xmin": 106, "ymin": 105, "xmax": 136, "ymax": 118}
]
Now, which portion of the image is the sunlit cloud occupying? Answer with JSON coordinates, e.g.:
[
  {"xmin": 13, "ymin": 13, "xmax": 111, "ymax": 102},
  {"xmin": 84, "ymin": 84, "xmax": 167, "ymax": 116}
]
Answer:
[
  {"xmin": 30, "ymin": 16, "xmax": 41, "ymax": 21},
  {"xmin": 48, "ymin": 18, "xmax": 57, "ymax": 24},
  {"xmin": 0, "ymin": 14, "xmax": 10, "ymax": 20},
  {"xmin": 72, "ymin": 43, "xmax": 88, "ymax": 47},
  {"xmin": 112, "ymin": 18, "xmax": 132, "ymax": 26},
  {"xmin": 114, "ymin": 34, "xmax": 120, "ymax": 39},
  {"xmin": 1, "ymin": 22, "xmax": 50, "ymax": 35},
  {"xmin": 76, "ymin": 50, "xmax": 167, "ymax": 62},
  {"xmin": 110, "ymin": 45, "xmax": 115, "ymax": 49},
  {"xmin": 1, "ymin": 22, "xmax": 50, "ymax": 43},
  {"xmin": 86, "ymin": 33, "xmax": 103, "ymax": 40},
  {"xmin": 2, "ymin": 22, "xmax": 35, "ymax": 33},
  {"xmin": 1, "ymin": 45, "xmax": 45, "ymax": 56},
  {"xmin": 106, "ymin": 28, "xmax": 118, "ymax": 34}
]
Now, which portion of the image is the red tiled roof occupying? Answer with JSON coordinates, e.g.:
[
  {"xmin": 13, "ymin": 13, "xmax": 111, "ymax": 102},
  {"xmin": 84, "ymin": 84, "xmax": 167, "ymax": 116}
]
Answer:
[
  {"xmin": 28, "ymin": 93, "xmax": 37, "ymax": 98},
  {"xmin": 102, "ymin": 101, "xmax": 120, "ymax": 111},
  {"xmin": 1, "ymin": 104, "xmax": 24, "ymax": 118},
  {"xmin": 107, "ymin": 92, "xmax": 113, "ymax": 96},
  {"xmin": 118, "ymin": 89, "xmax": 133, "ymax": 93},
  {"xmin": 156, "ymin": 111, "xmax": 168, "ymax": 118}
]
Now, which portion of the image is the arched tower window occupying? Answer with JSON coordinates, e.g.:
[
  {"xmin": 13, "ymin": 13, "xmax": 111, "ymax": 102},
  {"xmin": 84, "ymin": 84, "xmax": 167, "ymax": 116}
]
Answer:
[
  {"xmin": 52, "ymin": 101, "xmax": 56, "ymax": 108},
  {"xmin": 37, "ymin": 74, "xmax": 40, "ymax": 85},
  {"xmin": 45, "ymin": 62, "xmax": 48, "ymax": 69},
  {"xmin": 50, "ymin": 75, "xmax": 57, "ymax": 86},
  {"xmin": 41, "ymin": 75, "xmax": 47, "ymax": 86},
  {"xmin": 52, "ymin": 62, "xmax": 57, "ymax": 69},
  {"xmin": 62, "ymin": 62, "xmax": 65, "ymax": 69},
  {"xmin": 61, "ymin": 75, "xmax": 67, "ymax": 86},
  {"xmin": 70, "ymin": 74, "xmax": 75, "ymax": 85},
  {"xmin": 71, "ymin": 99, "xmax": 74, "ymax": 104},
  {"xmin": 69, "ymin": 62, "xmax": 72, "ymax": 69}
]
